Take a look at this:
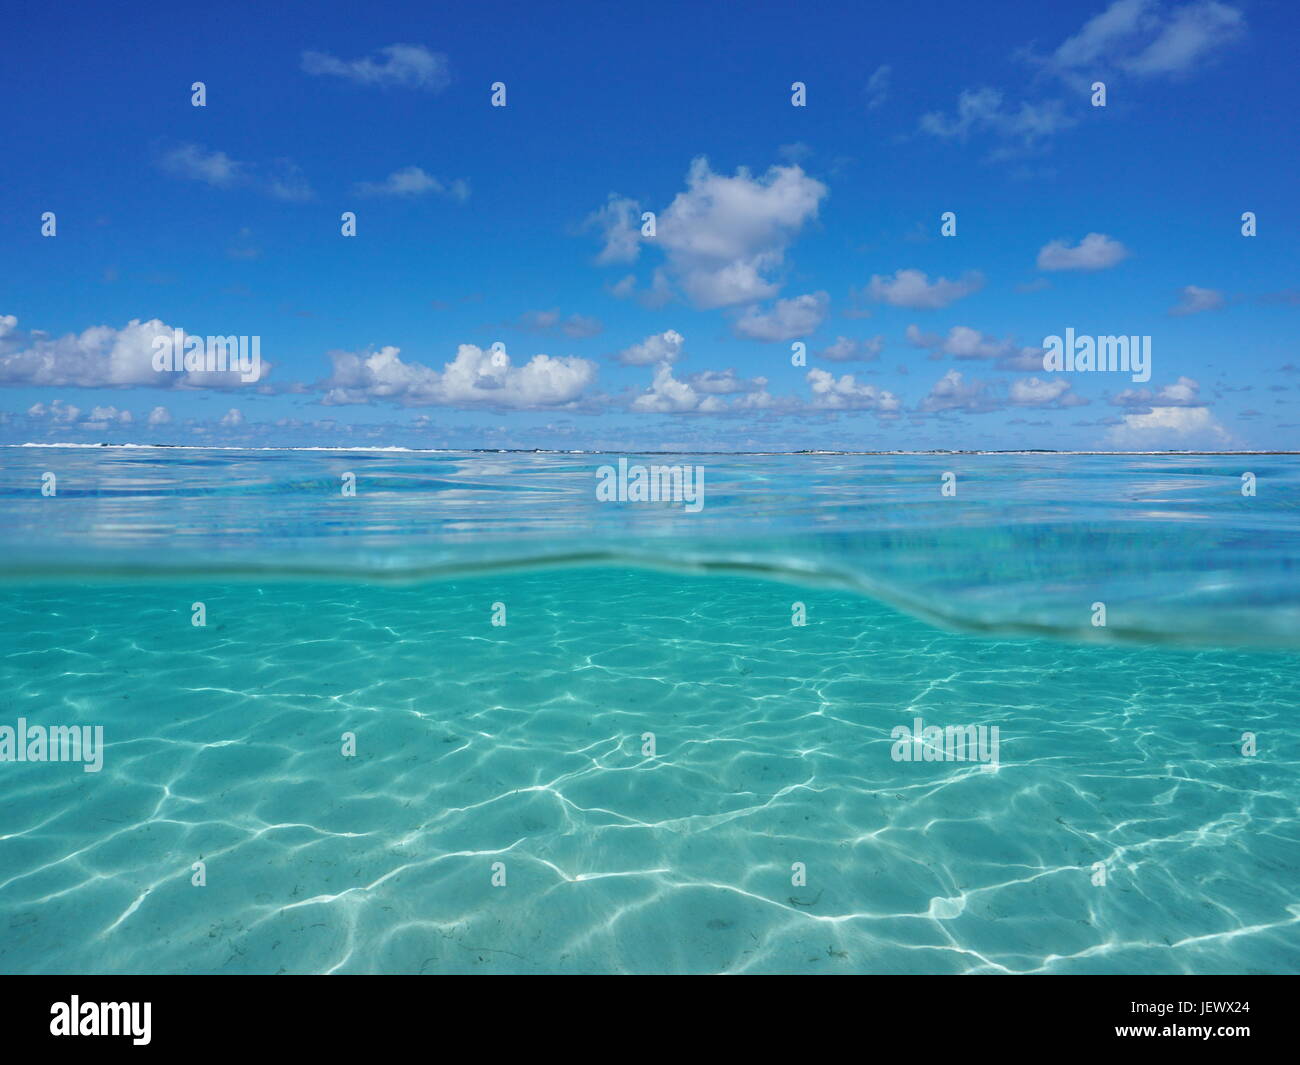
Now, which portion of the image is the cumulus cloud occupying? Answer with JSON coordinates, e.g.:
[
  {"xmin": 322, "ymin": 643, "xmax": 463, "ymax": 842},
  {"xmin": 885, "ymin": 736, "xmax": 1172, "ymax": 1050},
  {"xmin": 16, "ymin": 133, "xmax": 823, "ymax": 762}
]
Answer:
[
  {"xmin": 817, "ymin": 335, "xmax": 884, "ymax": 362},
  {"xmin": 920, "ymin": 370, "xmax": 999, "ymax": 413},
  {"xmin": 868, "ymin": 269, "xmax": 984, "ymax": 309},
  {"xmin": 686, "ymin": 368, "xmax": 766, "ymax": 395},
  {"xmin": 0, "ymin": 315, "xmax": 269, "ymax": 389},
  {"xmin": 908, "ymin": 324, "xmax": 1004, "ymax": 359},
  {"xmin": 631, "ymin": 363, "xmax": 773, "ymax": 414},
  {"xmin": 905, "ymin": 323, "xmax": 1044, "ymax": 370},
  {"xmin": 940, "ymin": 326, "xmax": 1011, "ymax": 360},
  {"xmin": 632, "ymin": 363, "xmax": 723, "ymax": 413},
  {"xmin": 733, "ymin": 292, "xmax": 829, "ymax": 341},
  {"xmin": 147, "ymin": 406, "xmax": 173, "ymax": 426},
  {"xmin": 587, "ymin": 195, "xmax": 644, "ymax": 265},
  {"xmin": 219, "ymin": 408, "xmax": 244, "ymax": 427},
  {"xmin": 806, "ymin": 369, "xmax": 900, "ymax": 411},
  {"xmin": 354, "ymin": 166, "xmax": 469, "ymax": 200},
  {"xmin": 27, "ymin": 400, "xmax": 82, "ymax": 424},
  {"xmin": 1169, "ymin": 284, "xmax": 1225, "ymax": 316},
  {"xmin": 1037, "ymin": 233, "xmax": 1129, "ymax": 272},
  {"xmin": 616, "ymin": 330, "xmax": 685, "ymax": 366},
  {"xmin": 1111, "ymin": 375, "xmax": 1204, "ymax": 410},
  {"xmin": 88, "ymin": 405, "xmax": 132, "ymax": 424},
  {"xmin": 1106, "ymin": 404, "xmax": 1231, "ymax": 448},
  {"xmin": 1010, "ymin": 376, "xmax": 1084, "ymax": 408},
  {"xmin": 660, "ymin": 159, "xmax": 827, "ymax": 308},
  {"xmin": 599, "ymin": 157, "xmax": 827, "ymax": 310},
  {"xmin": 625, "ymin": 362, "xmax": 904, "ymax": 417},
  {"xmin": 320, "ymin": 343, "xmax": 597, "ymax": 409},
  {"xmin": 24, "ymin": 400, "xmax": 134, "ymax": 433},
  {"xmin": 301, "ymin": 44, "xmax": 450, "ymax": 90}
]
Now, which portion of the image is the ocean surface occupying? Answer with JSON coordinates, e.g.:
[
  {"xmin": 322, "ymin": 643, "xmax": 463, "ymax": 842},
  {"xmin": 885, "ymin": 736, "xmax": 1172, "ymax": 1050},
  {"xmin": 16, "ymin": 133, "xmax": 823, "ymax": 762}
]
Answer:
[{"xmin": 0, "ymin": 446, "xmax": 1297, "ymax": 974}]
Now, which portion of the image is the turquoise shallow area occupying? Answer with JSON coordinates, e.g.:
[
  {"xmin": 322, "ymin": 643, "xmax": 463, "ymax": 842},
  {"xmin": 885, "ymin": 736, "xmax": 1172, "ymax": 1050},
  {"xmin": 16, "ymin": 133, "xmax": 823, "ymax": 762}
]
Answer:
[
  {"xmin": 3, "ymin": 447, "xmax": 1300, "ymax": 647},
  {"xmin": 1, "ymin": 569, "xmax": 1297, "ymax": 974}
]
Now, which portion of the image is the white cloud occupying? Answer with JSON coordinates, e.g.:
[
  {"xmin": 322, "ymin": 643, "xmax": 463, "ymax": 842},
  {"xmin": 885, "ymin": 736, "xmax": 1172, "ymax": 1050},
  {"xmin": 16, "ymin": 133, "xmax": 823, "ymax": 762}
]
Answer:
[
  {"xmin": 631, "ymin": 363, "xmax": 773, "ymax": 413},
  {"xmin": 1010, "ymin": 376, "xmax": 1083, "ymax": 407},
  {"xmin": 587, "ymin": 195, "xmax": 644, "ymax": 265},
  {"xmin": 868, "ymin": 269, "xmax": 984, "ymax": 309},
  {"xmin": 942, "ymin": 326, "xmax": 1005, "ymax": 359},
  {"xmin": 88, "ymin": 405, "xmax": 132, "ymax": 424},
  {"xmin": 147, "ymin": 406, "xmax": 173, "ymax": 426},
  {"xmin": 865, "ymin": 65, "xmax": 891, "ymax": 110},
  {"xmin": 159, "ymin": 144, "xmax": 242, "ymax": 187},
  {"xmin": 632, "ymin": 363, "xmax": 724, "ymax": 413},
  {"xmin": 733, "ymin": 292, "xmax": 829, "ymax": 341},
  {"xmin": 1112, "ymin": 375, "xmax": 1204, "ymax": 409},
  {"xmin": 0, "ymin": 315, "xmax": 268, "ymax": 389},
  {"xmin": 1125, "ymin": 1, "xmax": 1245, "ymax": 75},
  {"xmin": 1105, "ymin": 404, "xmax": 1231, "ymax": 448},
  {"xmin": 1037, "ymin": 233, "xmax": 1129, "ymax": 272},
  {"xmin": 158, "ymin": 144, "xmax": 314, "ymax": 201},
  {"xmin": 219, "ymin": 408, "xmax": 244, "ymax": 427},
  {"xmin": 920, "ymin": 370, "xmax": 997, "ymax": 413},
  {"xmin": 301, "ymin": 44, "xmax": 450, "ymax": 90},
  {"xmin": 626, "ymin": 362, "xmax": 904, "ymax": 417},
  {"xmin": 616, "ymin": 330, "xmax": 685, "ymax": 366},
  {"xmin": 919, "ymin": 88, "xmax": 1074, "ymax": 147},
  {"xmin": 806, "ymin": 369, "xmax": 900, "ymax": 411},
  {"xmin": 354, "ymin": 166, "xmax": 469, "ymax": 200},
  {"xmin": 1042, "ymin": 0, "xmax": 1245, "ymax": 82},
  {"xmin": 686, "ymin": 368, "xmax": 766, "ymax": 395},
  {"xmin": 1169, "ymin": 285, "xmax": 1225, "ymax": 316},
  {"xmin": 321, "ymin": 343, "xmax": 597, "ymax": 409},
  {"xmin": 905, "ymin": 323, "xmax": 1043, "ymax": 370},
  {"xmin": 27, "ymin": 400, "xmax": 81, "ymax": 424},
  {"xmin": 1046, "ymin": 0, "xmax": 1155, "ymax": 73},
  {"xmin": 25, "ymin": 400, "xmax": 138, "ymax": 433},
  {"xmin": 817, "ymin": 335, "xmax": 884, "ymax": 362},
  {"xmin": 645, "ymin": 157, "xmax": 827, "ymax": 309}
]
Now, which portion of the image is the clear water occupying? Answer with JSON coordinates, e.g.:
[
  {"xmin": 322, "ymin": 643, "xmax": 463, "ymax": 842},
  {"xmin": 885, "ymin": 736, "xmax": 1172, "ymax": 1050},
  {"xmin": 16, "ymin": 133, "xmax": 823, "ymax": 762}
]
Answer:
[{"xmin": 1, "ymin": 447, "xmax": 1298, "ymax": 973}]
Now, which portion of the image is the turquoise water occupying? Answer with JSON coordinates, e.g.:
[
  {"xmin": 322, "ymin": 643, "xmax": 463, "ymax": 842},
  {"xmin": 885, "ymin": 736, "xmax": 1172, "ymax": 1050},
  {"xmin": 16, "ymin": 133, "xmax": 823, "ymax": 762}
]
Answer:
[{"xmin": 1, "ymin": 447, "xmax": 1298, "ymax": 973}]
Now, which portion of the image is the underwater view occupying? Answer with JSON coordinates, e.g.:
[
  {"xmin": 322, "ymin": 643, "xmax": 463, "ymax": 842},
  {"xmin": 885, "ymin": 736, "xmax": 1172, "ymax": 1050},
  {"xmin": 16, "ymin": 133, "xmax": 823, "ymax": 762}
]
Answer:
[{"xmin": 1, "ymin": 446, "xmax": 1296, "ymax": 975}]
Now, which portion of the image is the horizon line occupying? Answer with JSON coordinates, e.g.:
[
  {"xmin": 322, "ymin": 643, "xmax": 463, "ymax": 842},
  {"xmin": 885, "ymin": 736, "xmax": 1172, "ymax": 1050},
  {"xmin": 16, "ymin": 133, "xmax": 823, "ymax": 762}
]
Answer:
[{"xmin": 5, "ymin": 443, "xmax": 1298, "ymax": 456}]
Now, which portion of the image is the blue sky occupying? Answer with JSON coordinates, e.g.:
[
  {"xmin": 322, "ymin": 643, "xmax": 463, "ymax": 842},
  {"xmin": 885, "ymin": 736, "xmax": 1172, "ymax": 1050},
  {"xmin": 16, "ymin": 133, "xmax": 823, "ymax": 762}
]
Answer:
[{"xmin": 2, "ymin": 0, "xmax": 1296, "ymax": 450}]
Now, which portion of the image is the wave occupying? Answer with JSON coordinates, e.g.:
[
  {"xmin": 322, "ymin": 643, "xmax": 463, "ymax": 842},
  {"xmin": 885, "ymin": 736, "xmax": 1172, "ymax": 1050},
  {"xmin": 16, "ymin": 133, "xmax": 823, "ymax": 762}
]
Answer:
[
  {"xmin": 1, "ymin": 448, "xmax": 1298, "ymax": 650},
  {"xmin": 2, "ymin": 543, "xmax": 1298, "ymax": 649}
]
